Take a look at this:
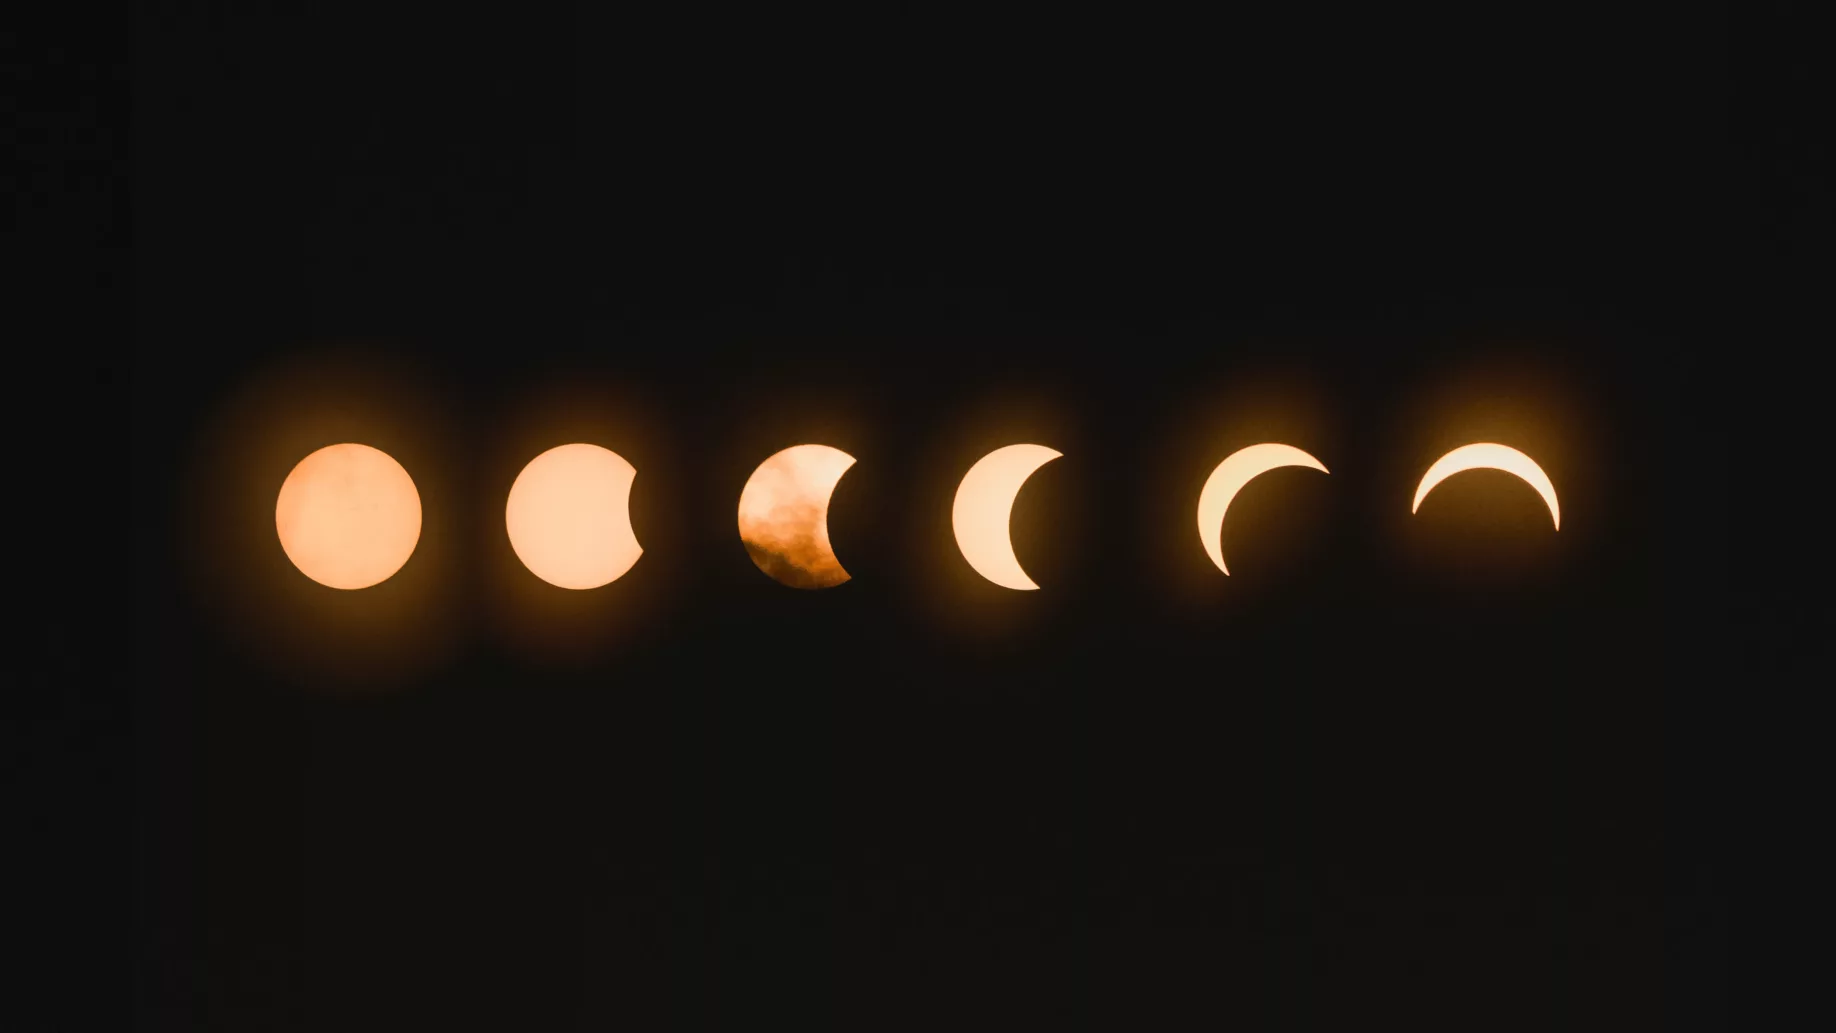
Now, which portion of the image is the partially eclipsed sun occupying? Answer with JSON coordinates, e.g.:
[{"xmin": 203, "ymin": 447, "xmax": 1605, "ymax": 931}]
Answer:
[
  {"xmin": 953, "ymin": 443, "xmax": 1061, "ymax": 590},
  {"xmin": 275, "ymin": 443, "xmax": 422, "ymax": 589},
  {"xmin": 737, "ymin": 444, "xmax": 855, "ymax": 589},
  {"xmin": 1412, "ymin": 442, "xmax": 1560, "ymax": 529},
  {"xmin": 505, "ymin": 443, "xmax": 643, "ymax": 589},
  {"xmin": 1197, "ymin": 443, "xmax": 1329, "ymax": 575}
]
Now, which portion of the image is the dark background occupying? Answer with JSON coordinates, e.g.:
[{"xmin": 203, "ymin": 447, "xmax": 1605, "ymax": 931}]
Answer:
[{"xmin": 9, "ymin": 1, "xmax": 1784, "ymax": 1028}]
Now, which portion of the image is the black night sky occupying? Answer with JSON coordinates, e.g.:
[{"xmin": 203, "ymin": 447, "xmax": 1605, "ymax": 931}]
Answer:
[{"xmin": 17, "ymin": 3, "xmax": 1806, "ymax": 1029}]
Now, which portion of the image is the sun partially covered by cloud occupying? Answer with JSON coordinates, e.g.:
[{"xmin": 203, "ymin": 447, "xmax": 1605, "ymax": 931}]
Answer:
[{"xmin": 737, "ymin": 444, "xmax": 855, "ymax": 589}]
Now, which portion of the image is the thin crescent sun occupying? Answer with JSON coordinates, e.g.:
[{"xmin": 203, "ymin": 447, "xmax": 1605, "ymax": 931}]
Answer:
[
  {"xmin": 1412, "ymin": 442, "xmax": 1559, "ymax": 529},
  {"xmin": 952, "ymin": 443, "xmax": 1062, "ymax": 590},
  {"xmin": 1197, "ymin": 443, "xmax": 1329, "ymax": 575}
]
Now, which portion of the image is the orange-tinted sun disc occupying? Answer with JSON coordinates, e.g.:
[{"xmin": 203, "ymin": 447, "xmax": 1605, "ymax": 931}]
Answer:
[
  {"xmin": 275, "ymin": 443, "xmax": 422, "ymax": 589},
  {"xmin": 736, "ymin": 444, "xmax": 856, "ymax": 589}
]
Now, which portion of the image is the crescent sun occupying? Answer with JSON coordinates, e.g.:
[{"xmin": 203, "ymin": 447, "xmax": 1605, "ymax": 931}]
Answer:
[
  {"xmin": 952, "ymin": 443, "xmax": 1062, "ymax": 591},
  {"xmin": 1412, "ymin": 442, "xmax": 1559, "ymax": 529},
  {"xmin": 737, "ymin": 443, "xmax": 857, "ymax": 589},
  {"xmin": 1197, "ymin": 443, "xmax": 1329, "ymax": 575}
]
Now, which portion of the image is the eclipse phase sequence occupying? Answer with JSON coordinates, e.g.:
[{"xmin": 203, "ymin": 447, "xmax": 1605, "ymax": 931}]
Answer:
[{"xmin": 272, "ymin": 437, "xmax": 1561, "ymax": 591}]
